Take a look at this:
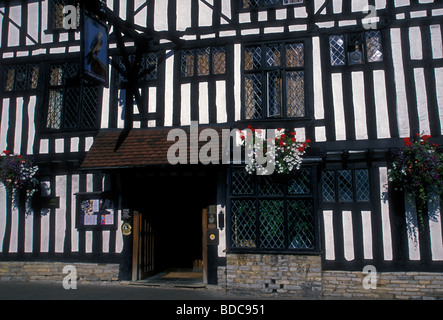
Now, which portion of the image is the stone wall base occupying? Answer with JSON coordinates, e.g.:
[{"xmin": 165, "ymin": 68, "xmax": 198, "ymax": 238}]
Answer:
[
  {"xmin": 223, "ymin": 253, "xmax": 322, "ymax": 298},
  {"xmin": 220, "ymin": 254, "xmax": 443, "ymax": 299},
  {"xmin": 0, "ymin": 262, "xmax": 120, "ymax": 283},
  {"xmin": 323, "ymin": 270, "xmax": 443, "ymax": 299}
]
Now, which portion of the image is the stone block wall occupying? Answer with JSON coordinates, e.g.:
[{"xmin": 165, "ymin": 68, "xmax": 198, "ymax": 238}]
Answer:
[
  {"xmin": 220, "ymin": 254, "xmax": 443, "ymax": 299},
  {"xmin": 0, "ymin": 262, "xmax": 120, "ymax": 283},
  {"xmin": 323, "ymin": 270, "xmax": 443, "ymax": 299},
  {"xmin": 224, "ymin": 253, "xmax": 323, "ymax": 298}
]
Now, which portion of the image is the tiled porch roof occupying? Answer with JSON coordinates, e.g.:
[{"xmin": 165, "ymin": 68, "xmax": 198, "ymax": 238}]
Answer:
[{"xmin": 81, "ymin": 127, "xmax": 231, "ymax": 169}]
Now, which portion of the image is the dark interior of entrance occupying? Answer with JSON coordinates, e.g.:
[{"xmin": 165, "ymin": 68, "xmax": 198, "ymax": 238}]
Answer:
[{"xmin": 122, "ymin": 168, "xmax": 217, "ymax": 278}]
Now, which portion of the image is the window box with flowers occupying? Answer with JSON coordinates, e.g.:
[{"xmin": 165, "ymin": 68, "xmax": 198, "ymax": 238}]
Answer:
[
  {"xmin": 387, "ymin": 133, "xmax": 443, "ymax": 228},
  {"xmin": 238, "ymin": 126, "xmax": 311, "ymax": 176},
  {"xmin": 0, "ymin": 150, "xmax": 39, "ymax": 214}
]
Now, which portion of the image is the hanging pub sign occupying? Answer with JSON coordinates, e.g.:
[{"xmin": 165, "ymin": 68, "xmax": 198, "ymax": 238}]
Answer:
[
  {"xmin": 81, "ymin": 13, "xmax": 109, "ymax": 86},
  {"xmin": 76, "ymin": 192, "xmax": 116, "ymax": 230}
]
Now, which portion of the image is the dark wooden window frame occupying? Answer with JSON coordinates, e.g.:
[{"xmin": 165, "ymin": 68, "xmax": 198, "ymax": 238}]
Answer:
[
  {"xmin": 226, "ymin": 166, "xmax": 320, "ymax": 254},
  {"xmin": 241, "ymin": 39, "xmax": 310, "ymax": 121}
]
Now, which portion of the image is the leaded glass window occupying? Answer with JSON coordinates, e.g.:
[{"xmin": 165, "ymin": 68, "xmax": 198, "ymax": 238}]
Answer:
[
  {"xmin": 46, "ymin": 63, "xmax": 100, "ymax": 131},
  {"xmin": 181, "ymin": 47, "xmax": 226, "ymax": 78},
  {"xmin": 329, "ymin": 31, "xmax": 384, "ymax": 66},
  {"xmin": 119, "ymin": 53, "xmax": 158, "ymax": 84},
  {"xmin": 242, "ymin": 0, "xmax": 304, "ymax": 8},
  {"xmin": 49, "ymin": 0, "xmax": 80, "ymax": 30},
  {"xmin": 3, "ymin": 64, "xmax": 39, "ymax": 92},
  {"xmin": 365, "ymin": 31, "xmax": 384, "ymax": 62},
  {"xmin": 243, "ymin": 42, "xmax": 305, "ymax": 120},
  {"xmin": 329, "ymin": 35, "xmax": 346, "ymax": 66},
  {"xmin": 321, "ymin": 169, "xmax": 371, "ymax": 203},
  {"xmin": 230, "ymin": 168, "xmax": 316, "ymax": 251}
]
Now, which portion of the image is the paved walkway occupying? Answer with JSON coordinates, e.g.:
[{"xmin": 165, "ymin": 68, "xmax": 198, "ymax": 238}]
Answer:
[{"xmin": 0, "ymin": 280, "xmax": 247, "ymax": 300}]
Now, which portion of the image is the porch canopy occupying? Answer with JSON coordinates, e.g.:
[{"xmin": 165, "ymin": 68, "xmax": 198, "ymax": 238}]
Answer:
[{"xmin": 81, "ymin": 126, "xmax": 231, "ymax": 170}]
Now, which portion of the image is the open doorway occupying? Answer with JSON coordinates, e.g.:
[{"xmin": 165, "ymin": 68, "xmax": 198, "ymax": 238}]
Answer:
[{"xmin": 127, "ymin": 169, "xmax": 216, "ymax": 282}]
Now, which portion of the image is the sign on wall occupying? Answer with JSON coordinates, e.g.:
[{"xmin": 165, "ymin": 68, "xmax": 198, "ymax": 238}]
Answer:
[
  {"xmin": 82, "ymin": 14, "xmax": 109, "ymax": 86},
  {"xmin": 76, "ymin": 193, "xmax": 116, "ymax": 230}
]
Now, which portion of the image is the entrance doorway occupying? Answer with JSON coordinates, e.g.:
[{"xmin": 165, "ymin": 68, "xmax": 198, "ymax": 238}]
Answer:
[{"xmin": 127, "ymin": 169, "xmax": 216, "ymax": 282}]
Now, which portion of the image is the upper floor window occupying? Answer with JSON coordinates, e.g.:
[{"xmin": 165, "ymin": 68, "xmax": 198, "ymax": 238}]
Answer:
[
  {"xmin": 45, "ymin": 63, "xmax": 100, "ymax": 131},
  {"xmin": 242, "ymin": 0, "xmax": 304, "ymax": 9},
  {"xmin": 181, "ymin": 47, "xmax": 226, "ymax": 78},
  {"xmin": 329, "ymin": 31, "xmax": 384, "ymax": 66},
  {"xmin": 3, "ymin": 64, "xmax": 39, "ymax": 92},
  {"xmin": 243, "ymin": 42, "xmax": 305, "ymax": 120},
  {"xmin": 49, "ymin": 0, "xmax": 80, "ymax": 31},
  {"xmin": 118, "ymin": 53, "xmax": 159, "ymax": 86}
]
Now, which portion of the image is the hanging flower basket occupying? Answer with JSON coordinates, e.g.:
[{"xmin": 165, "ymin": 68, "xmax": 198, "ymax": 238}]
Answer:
[
  {"xmin": 238, "ymin": 126, "xmax": 311, "ymax": 176},
  {"xmin": 387, "ymin": 133, "xmax": 443, "ymax": 225},
  {"xmin": 0, "ymin": 150, "xmax": 39, "ymax": 214}
]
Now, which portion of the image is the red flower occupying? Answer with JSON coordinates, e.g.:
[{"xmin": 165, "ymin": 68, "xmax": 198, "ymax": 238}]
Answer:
[
  {"xmin": 422, "ymin": 134, "xmax": 431, "ymax": 141},
  {"xmin": 2, "ymin": 150, "xmax": 10, "ymax": 155},
  {"xmin": 306, "ymin": 139, "xmax": 311, "ymax": 144},
  {"xmin": 277, "ymin": 128, "xmax": 282, "ymax": 131},
  {"xmin": 290, "ymin": 131, "xmax": 296, "ymax": 136},
  {"xmin": 403, "ymin": 137, "xmax": 412, "ymax": 146},
  {"xmin": 281, "ymin": 134, "xmax": 287, "ymax": 140},
  {"xmin": 291, "ymin": 138, "xmax": 296, "ymax": 142}
]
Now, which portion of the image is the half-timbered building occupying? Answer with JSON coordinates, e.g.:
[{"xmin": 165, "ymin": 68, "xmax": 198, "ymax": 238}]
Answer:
[{"xmin": 1, "ymin": 0, "xmax": 443, "ymax": 299}]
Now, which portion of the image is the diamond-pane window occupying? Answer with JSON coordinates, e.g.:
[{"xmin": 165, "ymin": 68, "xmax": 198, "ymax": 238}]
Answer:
[
  {"xmin": 259, "ymin": 176, "xmax": 283, "ymax": 196},
  {"xmin": 230, "ymin": 168, "xmax": 316, "ymax": 251},
  {"xmin": 322, "ymin": 169, "xmax": 371, "ymax": 203},
  {"xmin": 288, "ymin": 169, "xmax": 311, "ymax": 195},
  {"xmin": 355, "ymin": 169, "xmax": 370, "ymax": 201},
  {"xmin": 338, "ymin": 170, "xmax": 353, "ymax": 202},
  {"xmin": 244, "ymin": 46, "xmax": 262, "ymax": 71},
  {"xmin": 232, "ymin": 170, "xmax": 255, "ymax": 195},
  {"xmin": 244, "ymin": 74, "xmax": 263, "ymax": 120},
  {"xmin": 365, "ymin": 31, "xmax": 384, "ymax": 62},
  {"xmin": 242, "ymin": 0, "xmax": 260, "ymax": 8},
  {"xmin": 286, "ymin": 43, "xmax": 304, "ymax": 67},
  {"xmin": 330, "ymin": 31, "xmax": 384, "ymax": 66},
  {"xmin": 322, "ymin": 171, "xmax": 335, "ymax": 202},
  {"xmin": 213, "ymin": 47, "xmax": 226, "ymax": 75},
  {"xmin": 197, "ymin": 47, "xmax": 210, "ymax": 76},
  {"xmin": 267, "ymin": 71, "xmax": 282, "ymax": 117},
  {"xmin": 231, "ymin": 200, "xmax": 257, "ymax": 248},
  {"xmin": 63, "ymin": 87, "xmax": 81, "ymax": 128},
  {"xmin": 243, "ymin": 42, "xmax": 305, "ymax": 120},
  {"xmin": 49, "ymin": 0, "xmax": 80, "ymax": 30},
  {"xmin": 47, "ymin": 90, "xmax": 63, "ymax": 129},
  {"xmin": 182, "ymin": 47, "xmax": 226, "ymax": 78},
  {"xmin": 46, "ymin": 62, "xmax": 99, "ymax": 131},
  {"xmin": 329, "ymin": 35, "xmax": 346, "ymax": 66},
  {"xmin": 260, "ymin": 200, "xmax": 285, "ymax": 249},
  {"xmin": 3, "ymin": 64, "xmax": 39, "ymax": 92},
  {"xmin": 286, "ymin": 71, "xmax": 305, "ymax": 118},
  {"xmin": 288, "ymin": 199, "xmax": 315, "ymax": 249},
  {"xmin": 242, "ymin": 0, "xmax": 303, "ymax": 8},
  {"xmin": 182, "ymin": 49, "xmax": 195, "ymax": 77},
  {"xmin": 266, "ymin": 45, "xmax": 281, "ymax": 67},
  {"xmin": 119, "ymin": 53, "xmax": 158, "ymax": 84}
]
